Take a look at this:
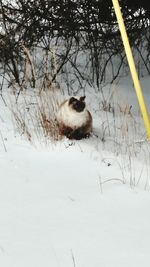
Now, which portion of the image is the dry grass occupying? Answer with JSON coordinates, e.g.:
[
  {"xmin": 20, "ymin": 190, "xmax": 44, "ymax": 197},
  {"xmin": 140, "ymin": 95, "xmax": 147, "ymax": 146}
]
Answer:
[
  {"xmin": 11, "ymin": 87, "xmax": 63, "ymax": 145},
  {"xmin": 94, "ymin": 84, "xmax": 150, "ymax": 189},
  {"xmin": 9, "ymin": 45, "xmax": 64, "ymax": 145}
]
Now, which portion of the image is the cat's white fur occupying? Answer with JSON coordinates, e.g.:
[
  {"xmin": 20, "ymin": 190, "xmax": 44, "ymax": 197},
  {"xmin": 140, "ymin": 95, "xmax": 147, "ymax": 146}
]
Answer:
[{"xmin": 56, "ymin": 98, "xmax": 92, "ymax": 130}]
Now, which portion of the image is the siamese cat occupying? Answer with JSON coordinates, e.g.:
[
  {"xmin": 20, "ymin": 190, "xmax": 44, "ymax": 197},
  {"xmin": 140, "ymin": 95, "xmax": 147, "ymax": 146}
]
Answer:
[{"xmin": 56, "ymin": 96, "xmax": 92, "ymax": 140}]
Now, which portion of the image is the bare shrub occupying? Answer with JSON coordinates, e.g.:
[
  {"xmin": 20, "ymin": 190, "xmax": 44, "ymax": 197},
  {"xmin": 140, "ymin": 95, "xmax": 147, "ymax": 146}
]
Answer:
[{"xmin": 1, "ymin": 0, "xmax": 150, "ymax": 92}]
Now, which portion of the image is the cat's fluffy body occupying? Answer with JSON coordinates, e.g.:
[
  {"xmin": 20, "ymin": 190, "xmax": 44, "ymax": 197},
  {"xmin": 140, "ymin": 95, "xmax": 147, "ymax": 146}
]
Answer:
[{"xmin": 56, "ymin": 96, "xmax": 92, "ymax": 140}]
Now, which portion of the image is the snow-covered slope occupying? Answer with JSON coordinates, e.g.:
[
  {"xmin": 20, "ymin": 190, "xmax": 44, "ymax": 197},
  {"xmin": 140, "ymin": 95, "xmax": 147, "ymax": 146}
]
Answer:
[{"xmin": 0, "ymin": 76, "xmax": 150, "ymax": 267}]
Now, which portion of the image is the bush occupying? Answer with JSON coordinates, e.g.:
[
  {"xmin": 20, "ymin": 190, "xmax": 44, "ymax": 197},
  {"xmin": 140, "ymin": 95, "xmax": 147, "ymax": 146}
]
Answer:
[{"xmin": 0, "ymin": 0, "xmax": 150, "ymax": 91}]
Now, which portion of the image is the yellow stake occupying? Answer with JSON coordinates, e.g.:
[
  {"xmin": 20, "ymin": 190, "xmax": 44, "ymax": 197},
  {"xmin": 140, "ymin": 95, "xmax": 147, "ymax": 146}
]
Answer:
[{"xmin": 112, "ymin": 0, "xmax": 150, "ymax": 140}]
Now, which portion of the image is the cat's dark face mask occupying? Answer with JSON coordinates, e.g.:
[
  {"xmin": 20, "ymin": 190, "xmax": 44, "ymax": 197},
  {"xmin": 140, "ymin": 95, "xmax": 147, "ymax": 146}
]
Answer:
[{"xmin": 69, "ymin": 96, "xmax": 86, "ymax": 112}]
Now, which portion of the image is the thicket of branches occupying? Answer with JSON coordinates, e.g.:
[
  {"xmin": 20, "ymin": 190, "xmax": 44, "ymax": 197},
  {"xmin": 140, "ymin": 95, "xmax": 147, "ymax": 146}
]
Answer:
[{"xmin": 0, "ymin": 0, "xmax": 150, "ymax": 92}]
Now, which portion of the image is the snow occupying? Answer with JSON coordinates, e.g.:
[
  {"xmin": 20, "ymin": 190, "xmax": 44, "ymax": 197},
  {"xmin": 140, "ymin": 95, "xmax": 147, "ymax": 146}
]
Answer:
[{"xmin": 0, "ymin": 75, "xmax": 150, "ymax": 267}]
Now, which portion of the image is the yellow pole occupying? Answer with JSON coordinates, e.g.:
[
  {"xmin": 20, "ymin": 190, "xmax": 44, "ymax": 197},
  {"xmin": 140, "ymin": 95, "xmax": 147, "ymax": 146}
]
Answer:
[{"xmin": 112, "ymin": 0, "xmax": 150, "ymax": 140}]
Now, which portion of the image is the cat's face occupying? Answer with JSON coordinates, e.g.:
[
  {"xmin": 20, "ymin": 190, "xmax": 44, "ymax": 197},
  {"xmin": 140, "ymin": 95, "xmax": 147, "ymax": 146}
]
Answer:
[{"xmin": 68, "ymin": 96, "xmax": 86, "ymax": 112}]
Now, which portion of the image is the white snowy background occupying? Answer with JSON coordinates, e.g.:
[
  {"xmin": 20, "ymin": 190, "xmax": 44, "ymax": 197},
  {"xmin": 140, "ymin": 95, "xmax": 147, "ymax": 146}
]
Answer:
[{"xmin": 0, "ymin": 73, "xmax": 150, "ymax": 267}]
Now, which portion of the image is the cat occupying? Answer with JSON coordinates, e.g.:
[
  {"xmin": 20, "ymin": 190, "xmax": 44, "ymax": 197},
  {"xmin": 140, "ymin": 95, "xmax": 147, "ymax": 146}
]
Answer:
[{"xmin": 56, "ymin": 96, "xmax": 92, "ymax": 140}]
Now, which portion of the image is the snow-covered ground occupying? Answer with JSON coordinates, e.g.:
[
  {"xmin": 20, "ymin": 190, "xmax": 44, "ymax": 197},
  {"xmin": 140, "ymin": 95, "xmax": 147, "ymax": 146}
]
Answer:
[{"xmin": 0, "ymin": 75, "xmax": 150, "ymax": 267}]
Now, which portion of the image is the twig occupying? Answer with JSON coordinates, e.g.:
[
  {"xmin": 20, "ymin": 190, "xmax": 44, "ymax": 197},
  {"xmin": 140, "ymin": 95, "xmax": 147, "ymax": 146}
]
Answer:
[
  {"xmin": 100, "ymin": 178, "xmax": 125, "ymax": 185},
  {"xmin": 98, "ymin": 175, "xmax": 103, "ymax": 193},
  {"xmin": 0, "ymin": 130, "xmax": 7, "ymax": 152},
  {"xmin": 22, "ymin": 44, "xmax": 36, "ymax": 87},
  {"xmin": 71, "ymin": 250, "xmax": 76, "ymax": 267}
]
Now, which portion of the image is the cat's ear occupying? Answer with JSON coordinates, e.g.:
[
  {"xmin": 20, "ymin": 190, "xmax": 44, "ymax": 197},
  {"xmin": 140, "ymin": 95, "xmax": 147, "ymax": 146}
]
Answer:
[
  {"xmin": 69, "ymin": 97, "xmax": 76, "ymax": 105},
  {"xmin": 80, "ymin": 96, "xmax": 86, "ymax": 102}
]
